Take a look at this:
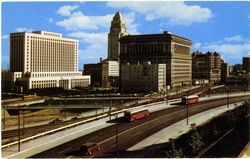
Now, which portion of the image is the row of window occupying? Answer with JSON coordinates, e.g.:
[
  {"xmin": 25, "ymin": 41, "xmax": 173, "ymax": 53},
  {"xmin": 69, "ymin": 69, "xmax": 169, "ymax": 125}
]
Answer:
[
  {"xmin": 121, "ymin": 43, "xmax": 167, "ymax": 55},
  {"xmin": 27, "ymin": 36, "xmax": 77, "ymax": 44},
  {"xmin": 31, "ymin": 73, "xmax": 81, "ymax": 78}
]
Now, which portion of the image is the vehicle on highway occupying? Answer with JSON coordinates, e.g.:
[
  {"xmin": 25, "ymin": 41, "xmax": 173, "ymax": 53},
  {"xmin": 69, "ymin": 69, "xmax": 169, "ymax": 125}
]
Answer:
[
  {"xmin": 124, "ymin": 107, "xmax": 150, "ymax": 122},
  {"xmin": 181, "ymin": 95, "xmax": 199, "ymax": 105},
  {"xmin": 49, "ymin": 118, "xmax": 63, "ymax": 124},
  {"xmin": 80, "ymin": 142, "xmax": 101, "ymax": 155}
]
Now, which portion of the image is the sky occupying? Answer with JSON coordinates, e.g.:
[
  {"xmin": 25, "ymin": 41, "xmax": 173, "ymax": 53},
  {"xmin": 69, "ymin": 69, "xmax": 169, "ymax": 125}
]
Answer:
[{"xmin": 1, "ymin": 1, "xmax": 250, "ymax": 70}]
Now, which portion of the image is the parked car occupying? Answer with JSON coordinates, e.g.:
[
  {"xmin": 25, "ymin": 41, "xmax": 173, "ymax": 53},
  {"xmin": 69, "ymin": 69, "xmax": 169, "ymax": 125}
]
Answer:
[{"xmin": 80, "ymin": 142, "xmax": 101, "ymax": 155}]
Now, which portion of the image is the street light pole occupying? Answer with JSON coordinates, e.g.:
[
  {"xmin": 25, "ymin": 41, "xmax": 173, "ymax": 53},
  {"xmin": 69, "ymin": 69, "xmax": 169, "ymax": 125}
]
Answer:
[
  {"xmin": 186, "ymin": 102, "xmax": 189, "ymax": 125},
  {"xmin": 95, "ymin": 103, "xmax": 98, "ymax": 117},
  {"xmin": 3, "ymin": 107, "xmax": 5, "ymax": 130},
  {"xmin": 227, "ymin": 86, "xmax": 229, "ymax": 108},
  {"xmin": 18, "ymin": 106, "xmax": 21, "ymax": 151},
  {"xmin": 115, "ymin": 114, "xmax": 118, "ymax": 157},
  {"xmin": 186, "ymin": 85, "xmax": 190, "ymax": 126},
  {"xmin": 22, "ymin": 109, "xmax": 25, "ymax": 135},
  {"xmin": 109, "ymin": 100, "xmax": 112, "ymax": 120},
  {"xmin": 65, "ymin": 100, "xmax": 67, "ymax": 120}
]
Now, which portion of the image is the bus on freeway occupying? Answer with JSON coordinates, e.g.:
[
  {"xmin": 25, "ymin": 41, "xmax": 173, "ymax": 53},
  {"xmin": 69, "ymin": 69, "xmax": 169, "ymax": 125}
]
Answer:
[
  {"xmin": 182, "ymin": 95, "xmax": 199, "ymax": 105},
  {"xmin": 124, "ymin": 107, "xmax": 150, "ymax": 122}
]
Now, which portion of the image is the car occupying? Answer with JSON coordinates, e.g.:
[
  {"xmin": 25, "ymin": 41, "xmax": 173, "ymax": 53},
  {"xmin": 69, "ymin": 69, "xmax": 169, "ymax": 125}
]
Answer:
[
  {"xmin": 80, "ymin": 142, "xmax": 101, "ymax": 155},
  {"xmin": 49, "ymin": 118, "xmax": 62, "ymax": 124},
  {"xmin": 71, "ymin": 117, "xmax": 78, "ymax": 120}
]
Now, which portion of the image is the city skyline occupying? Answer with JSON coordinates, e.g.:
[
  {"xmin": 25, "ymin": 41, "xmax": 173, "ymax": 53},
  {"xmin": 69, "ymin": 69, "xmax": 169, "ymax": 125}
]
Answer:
[{"xmin": 2, "ymin": 1, "xmax": 250, "ymax": 69}]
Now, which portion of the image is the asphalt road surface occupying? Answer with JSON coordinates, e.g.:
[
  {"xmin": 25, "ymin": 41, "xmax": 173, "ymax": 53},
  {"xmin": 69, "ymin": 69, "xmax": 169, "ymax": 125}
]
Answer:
[{"xmin": 31, "ymin": 96, "xmax": 250, "ymax": 158}]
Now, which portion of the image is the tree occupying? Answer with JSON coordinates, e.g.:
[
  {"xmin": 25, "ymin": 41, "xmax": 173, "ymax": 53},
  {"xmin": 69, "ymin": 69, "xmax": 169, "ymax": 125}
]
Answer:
[
  {"xmin": 165, "ymin": 139, "xmax": 184, "ymax": 158},
  {"xmin": 188, "ymin": 129, "xmax": 204, "ymax": 154}
]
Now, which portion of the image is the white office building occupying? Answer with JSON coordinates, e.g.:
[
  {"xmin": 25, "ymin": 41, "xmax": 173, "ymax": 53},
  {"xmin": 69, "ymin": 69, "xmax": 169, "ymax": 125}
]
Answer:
[{"xmin": 7, "ymin": 30, "xmax": 90, "ymax": 92}]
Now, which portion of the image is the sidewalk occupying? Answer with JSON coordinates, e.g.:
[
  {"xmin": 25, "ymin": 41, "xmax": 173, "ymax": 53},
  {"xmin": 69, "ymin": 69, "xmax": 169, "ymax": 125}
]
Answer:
[
  {"xmin": 238, "ymin": 142, "xmax": 250, "ymax": 157},
  {"xmin": 127, "ymin": 102, "xmax": 244, "ymax": 151},
  {"xmin": 2, "ymin": 93, "xmax": 249, "ymax": 158}
]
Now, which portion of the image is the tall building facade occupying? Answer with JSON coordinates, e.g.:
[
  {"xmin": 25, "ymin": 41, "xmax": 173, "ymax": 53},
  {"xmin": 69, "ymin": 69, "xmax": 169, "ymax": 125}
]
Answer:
[
  {"xmin": 83, "ymin": 63, "xmax": 102, "ymax": 87},
  {"xmin": 8, "ymin": 30, "xmax": 90, "ymax": 92},
  {"xmin": 108, "ymin": 11, "xmax": 127, "ymax": 61},
  {"xmin": 242, "ymin": 57, "xmax": 250, "ymax": 72},
  {"xmin": 121, "ymin": 62, "xmax": 166, "ymax": 92},
  {"xmin": 102, "ymin": 60, "xmax": 119, "ymax": 88},
  {"xmin": 98, "ymin": 11, "xmax": 127, "ymax": 89},
  {"xmin": 192, "ymin": 51, "xmax": 221, "ymax": 84},
  {"xmin": 119, "ymin": 31, "xmax": 192, "ymax": 92},
  {"xmin": 221, "ymin": 60, "xmax": 229, "ymax": 84}
]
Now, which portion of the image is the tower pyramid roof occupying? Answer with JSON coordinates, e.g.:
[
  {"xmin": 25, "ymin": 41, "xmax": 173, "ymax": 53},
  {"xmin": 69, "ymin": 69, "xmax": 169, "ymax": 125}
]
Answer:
[{"xmin": 113, "ymin": 11, "xmax": 123, "ymax": 20}]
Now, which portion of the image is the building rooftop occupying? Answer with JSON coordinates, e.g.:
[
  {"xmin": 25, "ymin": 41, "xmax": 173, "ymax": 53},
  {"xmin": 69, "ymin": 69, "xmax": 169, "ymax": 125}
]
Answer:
[{"xmin": 120, "ymin": 31, "xmax": 191, "ymax": 42}]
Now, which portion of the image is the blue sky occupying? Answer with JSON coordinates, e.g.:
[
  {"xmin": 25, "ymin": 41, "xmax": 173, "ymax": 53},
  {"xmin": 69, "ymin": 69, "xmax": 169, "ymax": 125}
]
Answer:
[{"xmin": 2, "ymin": 1, "xmax": 250, "ymax": 70}]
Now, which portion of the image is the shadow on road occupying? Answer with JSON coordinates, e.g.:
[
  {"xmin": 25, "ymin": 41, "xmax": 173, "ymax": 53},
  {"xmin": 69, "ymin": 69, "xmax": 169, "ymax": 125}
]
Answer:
[
  {"xmin": 97, "ymin": 142, "xmax": 168, "ymax": 158},
  {"xmin": 106, "ymin": 116, "xmax": 127, "ymax": 123}
]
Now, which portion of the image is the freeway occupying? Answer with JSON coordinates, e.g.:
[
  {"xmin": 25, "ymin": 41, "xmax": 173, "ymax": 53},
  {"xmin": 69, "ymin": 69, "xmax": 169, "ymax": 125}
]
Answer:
[{"xmin": 31, "ymin": 95, "xmax": 250, "ymax": 158}]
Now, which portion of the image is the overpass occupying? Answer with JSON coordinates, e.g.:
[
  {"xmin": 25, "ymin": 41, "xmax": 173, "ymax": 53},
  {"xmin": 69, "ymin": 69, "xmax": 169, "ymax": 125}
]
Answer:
[{"xmin": 2, "ymin": 92, "xmax": 250, "ymax": 158}]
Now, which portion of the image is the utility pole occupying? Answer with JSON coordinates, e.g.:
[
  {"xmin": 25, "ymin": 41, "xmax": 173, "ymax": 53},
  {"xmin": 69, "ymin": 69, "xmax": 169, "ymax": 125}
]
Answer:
[
  {"xmin": 18, "ymin": 105, "xmax": 21, "ymax": 151},
  {"xmin": 109, "ymin": 100, "xmax": 112, "ymax": 120},
  {"xmin": 186, "ymin": 101, "xmax": 189, "ymax": 125},
  {"xmin": 95, "ymin": 103, "xmax": 98, "ymax": 117},
  {"xmin": 65, "ymin": 100, "xmax": 67, "ymax": 120},
  {"xmin": 22, "ymin": 109, "xmax": 25, "ymax": 135},
  {"xmin": 82, "ymin": 101, "xmax": 85, "ymax": 118},
  {"xmin": 3, "ymin": 107, "xmax": 5, "ymax": 130},
  {"xmin": 186, "ymin": 84, "xmax": 191, "ymax": 125},
  {"xmin": 115, "ymin": 114, "xmax": 118, "ymax": 157},
  {"xmin": 227, "ymin": 86, "xmax": 229, "ymax": 108}
]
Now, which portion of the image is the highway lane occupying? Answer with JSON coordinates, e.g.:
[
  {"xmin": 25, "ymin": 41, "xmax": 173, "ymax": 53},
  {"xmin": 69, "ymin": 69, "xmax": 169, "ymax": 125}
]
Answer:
[{"xmin": 31, "ymin": 96, "xmax": 250, "ymax": 158}]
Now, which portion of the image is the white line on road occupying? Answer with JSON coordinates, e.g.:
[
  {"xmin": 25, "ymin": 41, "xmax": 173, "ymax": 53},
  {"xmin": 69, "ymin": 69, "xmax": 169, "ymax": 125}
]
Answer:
[{"xmin": 59, "ymin": 147, "xmax": 71, "ymax": 154}]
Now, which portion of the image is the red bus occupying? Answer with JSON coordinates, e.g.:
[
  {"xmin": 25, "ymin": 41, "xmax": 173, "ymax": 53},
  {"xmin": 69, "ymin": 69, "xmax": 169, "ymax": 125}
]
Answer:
[
  {"xmin": 124, "ymin": 108, "xmax": 150, "ymax": 122},
  {"xmin": 182, "ymin": 95, "xmax": 199, "ymax": 105}
]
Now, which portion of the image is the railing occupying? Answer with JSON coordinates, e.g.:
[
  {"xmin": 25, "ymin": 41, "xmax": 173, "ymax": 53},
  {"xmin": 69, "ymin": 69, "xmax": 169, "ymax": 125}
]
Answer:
[
  {"xmin": 1, "ymin": 108, "xmax": 128, "ymax": 149},
  {"xmin": 2, "ymin": 91, "xmax": 249, "ymax": 149}
]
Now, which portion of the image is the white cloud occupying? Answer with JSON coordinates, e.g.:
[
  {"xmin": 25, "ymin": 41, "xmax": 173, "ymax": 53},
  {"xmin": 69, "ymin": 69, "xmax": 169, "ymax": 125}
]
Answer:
[
  {"xmin": 49, "ymin": 17, "xmax": 53, "ymax": 23},
  {"xmin": 107, "ymin": 1, "xmax": 212, "ymax": 25},
  {"xmin": 56, "ymin": 7, "xmax": 140, "ymax": 64},
  {"xmin": 57, "ymin": 5, "xmax": 78, "ymax": 16},
  {"xmin": 57, "ymin": 11, "xmax": 113, "ymax": 31},
  {"xmin": 193, "ymin": 42, "xmax": 201, "ymax": 50},
  {"xmin": 203, "ymin": 44, "xmax": 250, "ymax": 56},
  {"xmin": 68, "ymin": 31, "xmax": 107, "ymax": 44},
  {"xmin": 123, "ymin": 12, "xmax": 140, "ymax": 34},
  {"xmin": 2, "ymin": 35, "xmax": 9, "ymax": 40},
  {"xmin": 68, "ymin": 31, "xmax": 108, "ymax": 64},
  {"xmin": 15, "ymin": 27, "xmax": 33, "ymax": 32},
  {"xmin": 224, "ymin": 35, "xmax": 243, "ymax": 43},
  {"xmin": 78, "ymin": 42, "xmax": 107, "ymax": 64},
  {"xmin": 196, "ymin": 35, "xmax": 250, "ymax": 65},
  {"xmin": 56, "ymin": 9, "xmax": 140, "ymax": 34}
]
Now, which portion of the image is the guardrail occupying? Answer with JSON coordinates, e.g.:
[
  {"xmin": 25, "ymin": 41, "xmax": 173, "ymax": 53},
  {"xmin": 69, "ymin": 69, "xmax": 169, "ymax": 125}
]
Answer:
[
  {"xmin": 3, "ymin": 92, "xmax": 249, "ymax": 149},
  {"xmin": 1, "ymin": 108, "xmax": 129, "ymax": 149}
]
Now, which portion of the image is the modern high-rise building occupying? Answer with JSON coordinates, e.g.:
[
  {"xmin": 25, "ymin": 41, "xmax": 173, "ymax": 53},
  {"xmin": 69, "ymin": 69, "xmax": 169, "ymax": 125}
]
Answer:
[
  {"xmin": 108, "ymin": 11, "xmax": 127, "ymax": 61},
  {"xmin": 119, "ymin": 31, "xmax": 192, "ymax": 91},
  {"xmin": 192, "ymin": 51, "xmax": 221, "ymax": 84},
  {"xmin": 7, "ymin": 30, "xmax": 90, "ymax": 92}
]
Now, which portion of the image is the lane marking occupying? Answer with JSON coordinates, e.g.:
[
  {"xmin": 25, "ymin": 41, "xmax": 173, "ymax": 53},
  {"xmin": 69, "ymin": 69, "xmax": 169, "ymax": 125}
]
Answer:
[
  {"xmin": 59, "ymin": 147, "xmax": 71, "ymax": 154},
  {"xmin": 99, "ymin": 97, "xmax": 249, "ymax": 145}
]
